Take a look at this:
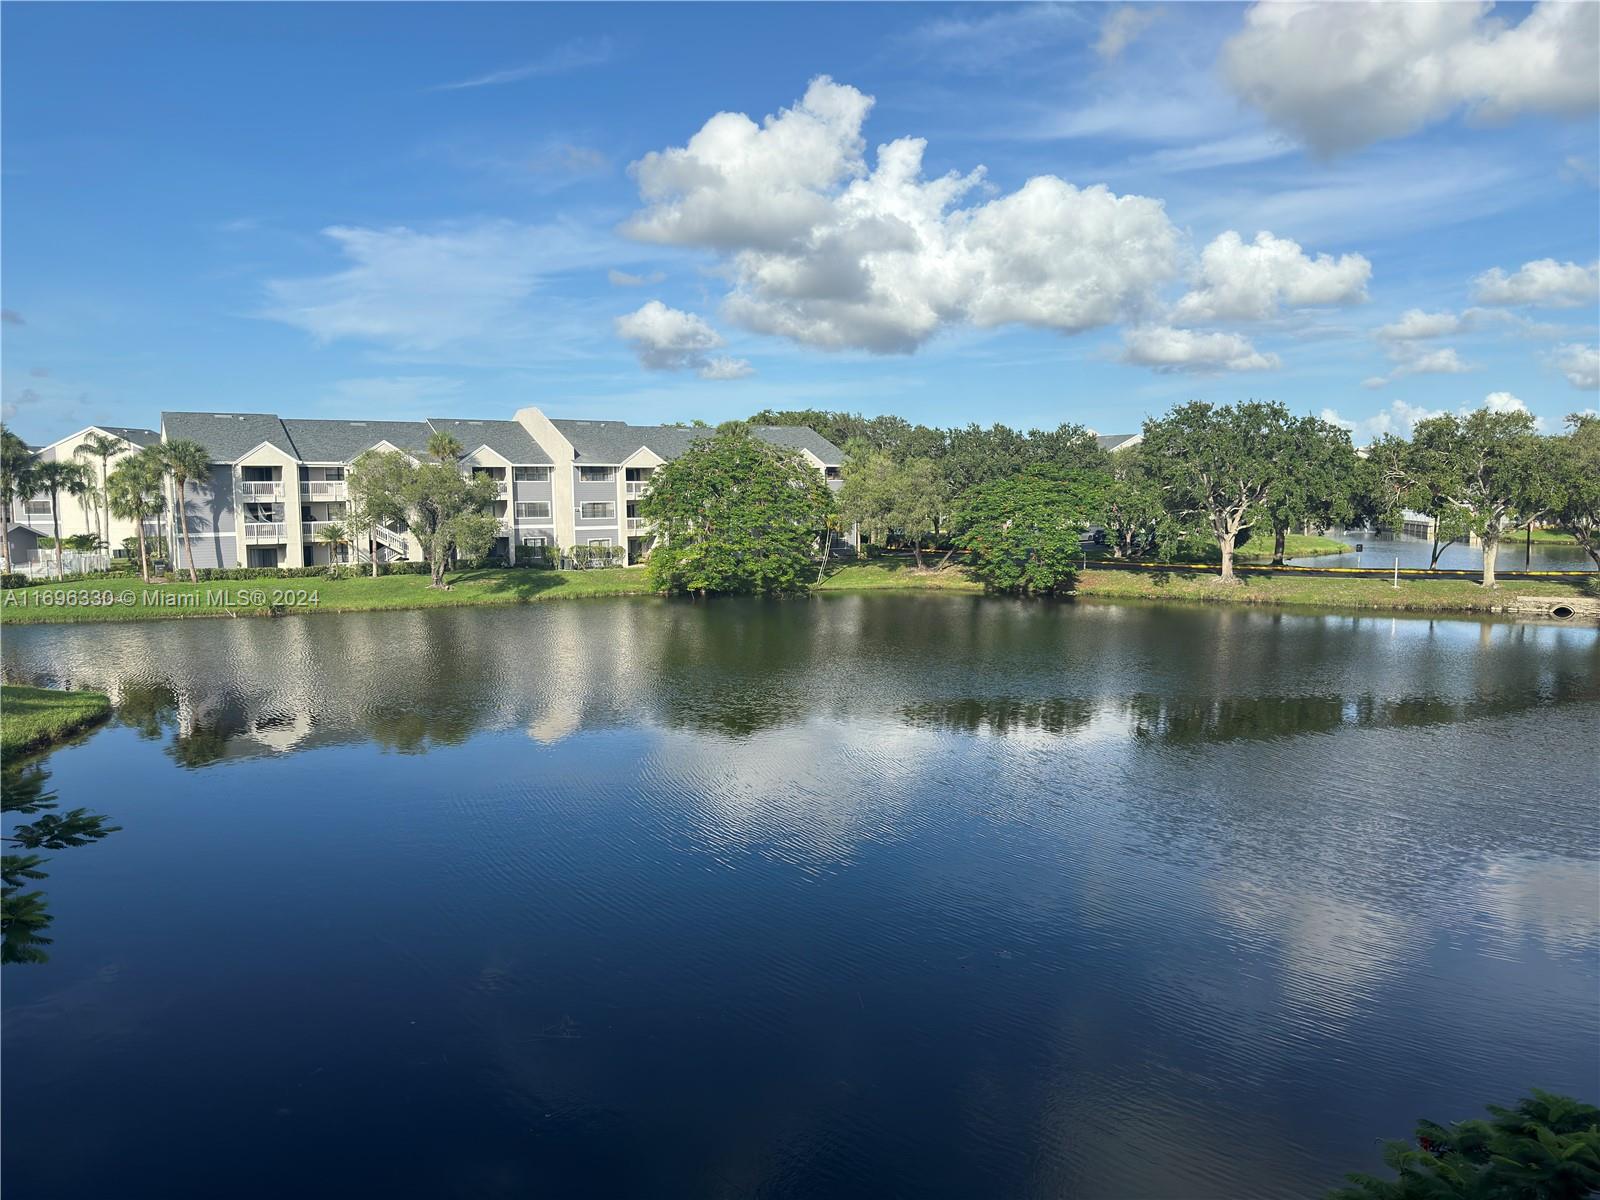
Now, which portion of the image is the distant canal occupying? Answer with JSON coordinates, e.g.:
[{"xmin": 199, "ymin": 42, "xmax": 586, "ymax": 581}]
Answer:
[
  {"xmin": 4, "ymin": 596, "xmax": 1597, "ymax": 1199},
  {"xmin": 1290, "ymin": 528, "xmax": 1598, "ymax": 571}
]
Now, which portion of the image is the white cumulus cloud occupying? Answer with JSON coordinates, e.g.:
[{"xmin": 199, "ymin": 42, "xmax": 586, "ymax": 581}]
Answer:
[
  {"xmin": 1172, "ymin": 230, "xmax": 1371, "ymax": 322},
  {"xmin": 613, "ymin": 300, "xmax": 752, "ymax": 380},
  {"xmin": 1365, "ymin": 343, "xmax": 1475, "ymax": 388},
  {"xmin": 1377, "ymin": 309, "xmax": 1464, "ymax": 340},
  {"xmin": 622, "ymin": 76, "xmax": 1184, "ymax": 354},
  {"xmin": 1552, "ymin": 343, "xmax": 1600, "ymax": 390},
  {"xmin": 1221, "ymin": 1, "xmax": 1600, "ymax": 155},
  {"xmin": 1120, "ymin": 326, "xmax": 1279, "ymax": 373},
  {"xmin": 1472, "ymin": 258, "xmax": 1600, "ymax": 308},
  {"xmin": 1322, "ymin": 399, "xmax": 1448, "ymax": 443}
]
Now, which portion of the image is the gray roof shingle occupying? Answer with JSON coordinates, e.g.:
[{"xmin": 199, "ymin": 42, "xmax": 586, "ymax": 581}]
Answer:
[
  {"xmin": 426, "ymin": 419, "xmax": 551, "ymax": 464},
  {"xmin": 1095, "ymin": 433, "xmax": 1141, "ymax": 452},
  {"xmin": 281, "ymin": 419, "xmax": 435, "ymax": 462},
  {"xmin": 99, "ymin": 426, "xmax": 160, "ymax": 448},
  {"xmin": 162, "ymin": 412, "xmax": 298, "ymax": 462},
  {"xmin": 551, "ymin": 419, "xmax": 843, "ymax": 465}
]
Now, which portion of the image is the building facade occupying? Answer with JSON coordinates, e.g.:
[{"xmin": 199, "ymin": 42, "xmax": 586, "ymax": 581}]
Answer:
[{"xmin": 7, "ymin": 408, "xmax": 844, "ymax": 571}]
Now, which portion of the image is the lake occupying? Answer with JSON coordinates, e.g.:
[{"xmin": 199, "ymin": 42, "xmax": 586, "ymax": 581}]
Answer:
[
  {"xmin": 3, "ymin": 596, "xmax": 1597, "ymax": 1199},
  {"xmin": 1287, "ymin": 528, "xmax": 1597, "ymax": 572}
]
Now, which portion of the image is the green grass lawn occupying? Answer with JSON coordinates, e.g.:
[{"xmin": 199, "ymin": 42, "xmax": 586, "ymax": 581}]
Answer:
[
  {"xmin": 816, "ymin": 560, "xmax": 983, "ymax": 592},
  {"xmin": 1, "ymin": 684, "xmax": 112, "ymax": 761},
  {"xmin": 1073, "ymin": 567, "xmax": 1592, "ymax": 613},
  {"xmin": 1233, "ymin": 532, "xmax": 1352, "ymax": 559},
  {"xmin": 0, "ymin": 567, "xmax": 655, "ymax": 625},
  {"xmin": 1511, "ymin": 526, "xmax": 1581, "ymax": 545}
]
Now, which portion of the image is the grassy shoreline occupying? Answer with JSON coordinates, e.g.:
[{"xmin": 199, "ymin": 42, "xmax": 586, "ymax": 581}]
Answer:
[
  {"xmin": 0, "ymin": 567, "xmax": 653, "ymax": 625},
  {"xmin": 2, "ymin": 560, "xmax": 1593, "ymax": 627},
  {"xmin": 1, "ymin": 684, "xmax": 113, "ymax": 761},
  {"xmin": 817, "ymin": 560, "xmax": 1592, "ymax": 613}
]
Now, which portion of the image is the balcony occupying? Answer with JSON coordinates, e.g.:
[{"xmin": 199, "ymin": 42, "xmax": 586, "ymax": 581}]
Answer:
[
  {"xmin": 243, "ymin": 522, "xmax": 286, "ymax": 542},
  {"xmin": 625, "ymin": 480, "xmax": 652, "ymax": 497},
  {"xmin": 240, "ymin": 480, "xmax": 284, "ymax": 499},
  {"xmin": 626, "ymin": 517, "xmax": 648, "ymax": 533},
  {"xmin": 300, "ymin": 480, "xmax": 347, "ymax": 501}
]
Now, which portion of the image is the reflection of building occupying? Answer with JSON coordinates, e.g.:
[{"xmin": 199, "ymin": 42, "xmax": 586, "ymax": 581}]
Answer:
[{"xmin": 8, "ymin": 410, "xmax": 844, "ymax": 572}]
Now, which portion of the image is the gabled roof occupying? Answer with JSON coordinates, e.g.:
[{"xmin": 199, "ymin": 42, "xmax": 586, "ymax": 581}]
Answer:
[
  {"xmin": 750, "ymin": 425, "xmax": 844, "ymax": 465},
  {"xmin": 100, "ymin": 426, "xmax": 160, "ymax": 448},
  {"xmin": 426, "ymin": 419, "xmax": 551, "ymax": 464},
  {"xmin": 281, "ymin": 418, "xmax": 434, "ymax": 463},
  {"xmin": 1095, "ymin": 433, "xmax": 1141, "ymax": 453},
  {"xmin": 551, "ymin": 419, "xmax": 844, "ymax": 466},
  {"xmin": 163, "ymin": 412, "xmax": 298, "ymax": 462}
]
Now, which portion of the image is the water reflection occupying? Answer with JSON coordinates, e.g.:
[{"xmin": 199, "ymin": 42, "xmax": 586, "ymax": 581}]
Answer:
[
  {"xmin": 1, "ymin": 761, "xmax": 121, "ymax": 964},
  {"xmin": 2, "ymin": 598, "xmax": 1595, "ymax": 766},
  {"xmin": 0, "ymin": 596, "xmax": 1595, "ymax": 1198}
]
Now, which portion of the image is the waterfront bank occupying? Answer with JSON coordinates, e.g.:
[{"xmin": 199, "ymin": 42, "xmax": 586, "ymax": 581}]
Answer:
[
  {"xmin": 2, "ymin": 560, "xmax": 1595, "ymax": 626},
  {"xmin": 0, "ymin": 684, "xmax": 112, "ymax": 760}
]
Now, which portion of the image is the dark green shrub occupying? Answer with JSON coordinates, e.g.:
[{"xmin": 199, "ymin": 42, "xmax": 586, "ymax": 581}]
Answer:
[{"xmin": 1330, "ymin": 1091, "xmax": 1600, "ymax": 1199}]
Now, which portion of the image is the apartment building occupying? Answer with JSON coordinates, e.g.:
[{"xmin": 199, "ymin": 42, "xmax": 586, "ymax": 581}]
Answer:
[{"xmin": 7, "ymin": 407, "xmax": 844, "ymax": 570}]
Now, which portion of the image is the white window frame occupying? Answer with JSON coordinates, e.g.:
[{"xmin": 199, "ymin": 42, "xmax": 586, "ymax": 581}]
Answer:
[
  {"xmin": 577, "ymin": 466, "xmax": 615, "ymax": 483},
  {"xmin": 520, "ymin": 534, "xmax": 548, "ymax": 548},
  {"xmin": 587, "ymin": 537, "xmax": 612, "ymax": 549},
  {"xmin": 578, "ymin": 502, "xmax": 615, "ymax": 520},
  {"xmin": 514, "ymin": 466, "xmax": 551, "ymax": 482},
  {"xmin": 515, "ymin": 501, "xmax": 551, "ymax": 521}
]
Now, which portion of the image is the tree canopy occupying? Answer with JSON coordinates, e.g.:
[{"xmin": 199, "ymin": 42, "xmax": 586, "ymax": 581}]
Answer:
[
  {"xmin": 1408, "ymin": 408, "xmax": 1550, "ymax": 587},
  {"xmin": 951, "ymin": 469, "xmax": 1101, "ymax": 595},
  {"xmin": 1140, "ymin": 400, "xmax": 1297, "ymax": 583},
  {"xmin": 640, "ymin": 422, "xmax": 833, "ymax": 596}
]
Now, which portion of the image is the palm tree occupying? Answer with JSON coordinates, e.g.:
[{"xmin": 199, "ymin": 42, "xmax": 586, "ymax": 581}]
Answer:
[
  {"xmin": 158, "ymin": 439, "xmax": 211, "ymax": 584},
  {"xmin": 0, "ymin": 428, "xmax": 38, "ymax": 577},
  {"xmin": 427, "ymin": 431, "xmax": 464, "ymax": 464},
  {"xmin": 74, "ymin": 432, "xmax": 124, "ymax": 563},
  {"xmin": 106, "ymin": 450, "xmax": 166, "ymax": 583},
  {"xmin": 316, "ymin": 521, "xmax": 348, "ymax": 567},
  {"xmin": 32, "ymin": 460, "xmax": 92, "ymax": 579}
]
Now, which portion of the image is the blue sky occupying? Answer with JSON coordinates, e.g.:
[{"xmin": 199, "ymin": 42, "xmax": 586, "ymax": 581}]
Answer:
[{"xmin": 3, "ymin": 1, "xmax": 1596, "ymax": 446}]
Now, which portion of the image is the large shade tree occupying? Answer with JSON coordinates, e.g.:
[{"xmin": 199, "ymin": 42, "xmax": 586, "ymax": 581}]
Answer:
[
  {"xmin": 951, "ymin": 469, "xmax": 1102, "ymax": 596},
  {"xmin": 1140, "ymin": 400, "xmax": 1296, "ymax": 584},
  {"xmin": 836, "ymin": 449, "xmax": 900, "ymax": 558},
  {"xmin": 640, "ymin": 422, "xmax": 833, "ymax": 596},
  {"xmin": 1100, "ymin": 443, "xmax": 1177, "ymax": 560},
  {"xmin": 347, "ymin": 449, "xmax": 413, "ymax": 577},
  {"xmin": 1549, "ymin": 413, "xmax": 1600, "ymax": 570},
  {"xmin": 1408, "ymin": 408, "xmax": 1550, "ymax": 588},
  {"xmin": 1254, "ymin": 415, "xmax": 1359, "ymax": 564},
  {"xmin": 347, "ymin": 448, "xmax": 499, "ymax": 588}
]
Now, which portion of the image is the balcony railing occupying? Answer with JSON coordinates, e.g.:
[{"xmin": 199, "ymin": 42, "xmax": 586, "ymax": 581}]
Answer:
[
  {"xmin": 244, "ymin": 522, "xmax": 286, "ymax": 541},
  {"xmin": 300, "ymin": 480, "xmax": 347, "ymax": 500},
  {"xmin": 240, "ymin": 480, "xmax": 283, "ymax": 499},
  {"xmin": 626, "ymin": 517, "xmax": 647, "ymax": 533},
  {"xmin": 625, "ymin": 480, "xmax": 652, "ymax": 497}
]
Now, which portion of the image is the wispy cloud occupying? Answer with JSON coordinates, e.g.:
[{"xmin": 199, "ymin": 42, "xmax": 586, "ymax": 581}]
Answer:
[
  {"xmin": 430, "ymin": 36, "xmax": 614, "ymax": 92},
  {"xmin": 260, "ymin": 219, "xmax": 616, "ymax": 356}
]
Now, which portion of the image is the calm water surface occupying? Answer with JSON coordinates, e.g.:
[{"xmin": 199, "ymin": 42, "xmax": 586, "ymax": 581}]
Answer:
[
  {"xmin": 1288, "ymin": 528, "xmax": 1597, "ymax": 571},
  {"xmin": 3, "ymin": 596, "xmax": 1597, "ymax": 1199}
]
